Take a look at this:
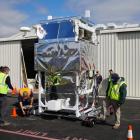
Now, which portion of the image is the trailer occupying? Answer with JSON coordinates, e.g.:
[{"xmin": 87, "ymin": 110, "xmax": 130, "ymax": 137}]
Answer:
[{"xmin": 34, "ymin": 16, "xmax": 102, "ymax": 122}]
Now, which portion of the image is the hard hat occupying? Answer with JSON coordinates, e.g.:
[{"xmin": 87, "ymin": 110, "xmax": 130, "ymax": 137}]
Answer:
[
  {"xmin": 111, "ymin": 73, "xmax": 120, "ymax": 82},
  {"xmin": 55, "ymin": 72, "xmax": 60, "ymax": 76}
]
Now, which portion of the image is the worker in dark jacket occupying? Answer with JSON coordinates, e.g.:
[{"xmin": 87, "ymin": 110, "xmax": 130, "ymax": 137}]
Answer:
[
  {"xmin": 92, "ymin": 70, "xmax": 102, "ymax": 107},
  {"xmin": 103, "ymin": 73, "xmax": 127, "ymax": 129},
  {"xmin": 108, "ymin": 69, "xmax": 114, "ymax": 82},
  {"xmin": 0, "ymin": 66, "xmax": 14, "ymax": 126},
  {"xmin": 95, "ymin": 70, "xmax": 103, "ymax": 90}
]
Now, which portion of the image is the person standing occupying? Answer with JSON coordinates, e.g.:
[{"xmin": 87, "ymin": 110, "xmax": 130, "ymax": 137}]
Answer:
[
  {"xmin": 92, "ymin": 70, "xmax": 102, "ymax": 106},
  {"xmin": 103, "ymin": 73, "xmax": 127, "ymax": 129},
  {"xmin": 48, "ymin": 73, "xmax": 61, "ymax": 100},
  {"xmin": 0, "ymin": 66, "xmax": 14, "ymax": 126},
  {"xmin": 108, "ymin": 69, "xmax": 114, "ymax": 82},
  {"xmin": 95, "ymin": 70, "xmax": 103, "ymax": 91}
]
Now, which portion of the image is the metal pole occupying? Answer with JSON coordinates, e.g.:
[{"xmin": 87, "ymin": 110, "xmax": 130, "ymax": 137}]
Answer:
[
  {"xmin": 38, "ymin": 71, "xmax": 42, "ymax": 113},
  {"xmin": 75, "ymin": 72, "xmax": 80, "ymax": 117}
]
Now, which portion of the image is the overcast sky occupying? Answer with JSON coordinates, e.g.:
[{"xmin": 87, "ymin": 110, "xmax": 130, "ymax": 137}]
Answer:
[{"xmin": 0, "ymin": 0, "xmax": 140, "ymax": 37}]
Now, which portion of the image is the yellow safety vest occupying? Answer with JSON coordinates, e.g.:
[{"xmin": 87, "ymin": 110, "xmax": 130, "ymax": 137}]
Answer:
[
  {"xmin": 108, "ymin": 81, "xmax": 126, "ymax": 101},
  {"xmin": 53, "ymin": 75, "xmax": 61, "ymax": 85},
  {"xmin": 48, "ymin": 75, "xmax": 61, "ymax": 86},
  {"xmin": 0, "ymin": 72, "xmax": 8, "ymax": 94}
]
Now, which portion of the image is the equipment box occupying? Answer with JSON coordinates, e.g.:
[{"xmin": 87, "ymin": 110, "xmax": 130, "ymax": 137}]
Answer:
[{"xmin": 47, "ymin": 99, "xmax": 64, "ymax": 111}]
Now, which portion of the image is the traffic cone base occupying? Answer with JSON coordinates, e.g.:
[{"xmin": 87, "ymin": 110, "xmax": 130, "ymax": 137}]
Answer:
[
  {"xmin": 11, "ymin": 107, "xmax": 17, "ymax": 118},
  {"xmin": 127, "ymin": 125, "xmax": 133, "ymax": 140}
]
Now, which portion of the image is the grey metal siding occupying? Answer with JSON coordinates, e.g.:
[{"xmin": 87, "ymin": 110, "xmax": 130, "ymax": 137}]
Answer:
[
  {"xmin": 0, "ymin": 41, "xmax": 21, "ymax": 88},
  {"xmin": 0, "ymin": 29, "xmax": 140, "ymax": 98},
  {"xmin": 97, "ymin": 33, "xmax": 117, "ymax": 78},
  {"xmin": 97, "ymin": 31, "xmax": 140, "ymax": 98},
  {"xmin": 116, "ymin": 32, "xmax": 140, "ymax": 98}
]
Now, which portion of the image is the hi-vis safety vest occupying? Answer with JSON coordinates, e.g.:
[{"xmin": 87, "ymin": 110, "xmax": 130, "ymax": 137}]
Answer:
[
  {"xmin": 48, "ymin": 75, "xmax": 61, "ymax": 86},
  {"xmin": 19, "ymin": 88, "xmax": 31, "ymax": 97},
  {"xmin": 108, "ymin": 81, "xmax": 126, "ymax": 101},
  {"xmin": 53, "ymin": 75, "xmax": 61, "ymax": 85},
  {"xmin": 0, "ymin": 72, "xmax": 8, "ymax": 94}
]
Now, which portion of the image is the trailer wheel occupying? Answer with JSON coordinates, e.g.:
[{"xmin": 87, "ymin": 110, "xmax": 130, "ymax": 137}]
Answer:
[
  {"xmin": 81, "ymin": 120, "xmax": 86, "ymax": 126},
  {"xmin": 89, "ymin": 120, "xmax": 94, "ymax": 127}
]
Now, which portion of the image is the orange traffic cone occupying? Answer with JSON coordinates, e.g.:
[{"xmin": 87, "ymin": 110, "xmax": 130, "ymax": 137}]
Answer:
[
  {"xmin": 127, "ymin": 125, "xmax": 133, "ymax": 140},
  {"xmin": 11, "ymin": 107, "xmax": 17, "ymax": 118}
]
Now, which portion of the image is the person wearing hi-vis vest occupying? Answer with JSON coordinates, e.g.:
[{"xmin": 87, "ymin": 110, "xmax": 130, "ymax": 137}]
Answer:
[
  {"xmin": 48, "ymin": 73, "xmax": 61, "ymax": 100},
  {"xmin": 0, "ymin": 66, "xmax": 14, "ymax": 126},
  {"xmin": 102, "ymin": 73, "xmax": 127, "ymax": 129},
  {"xmin": 18, "ymin": 87, "xmax": 34, "ymax": 116}
]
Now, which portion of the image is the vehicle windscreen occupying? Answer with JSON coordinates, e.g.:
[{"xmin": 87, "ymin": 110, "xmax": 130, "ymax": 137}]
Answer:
[
  {"xmin": 42, "ymin": 22, "xmax": 59, "ymax": 39},
  {"xmin": 41, "ymin": 20, "xmax": 75, "ymax": 40},
  {"xmin": 58, "ymin": 21, "xmax": 75, "ymax": 38}
]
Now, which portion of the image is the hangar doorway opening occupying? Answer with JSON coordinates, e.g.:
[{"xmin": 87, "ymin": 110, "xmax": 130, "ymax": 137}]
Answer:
[{"xmin": 21, "ymin": 39, "xmax": 38, "ymax": 88}]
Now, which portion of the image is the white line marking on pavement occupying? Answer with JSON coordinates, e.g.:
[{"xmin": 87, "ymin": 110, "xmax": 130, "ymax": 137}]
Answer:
[{"xmin": 0, "ymin": 129, "xmax": 60, "ymax": 140}]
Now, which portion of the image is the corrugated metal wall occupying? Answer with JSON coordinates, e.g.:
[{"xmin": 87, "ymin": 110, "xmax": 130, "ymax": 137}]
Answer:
[
  {"xmin": 97, "ymin": 33, "xmax": 117, "ymax": 77},
  {"xmin": 0, "ymin": 41, "xmax": 21, "ymax": 88},
  {"xmin": 97, "ymin": 31, "xmax": 140, "ymax": 98},
  {"xmin": 0, "ymin": 30, "xmax": 140, "ymax": 98}
]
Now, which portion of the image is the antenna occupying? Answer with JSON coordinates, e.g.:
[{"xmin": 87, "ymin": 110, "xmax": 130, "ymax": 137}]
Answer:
[
  {"xmin": 47, "ymin": 15, "xmax": 52, "ymax": 20},
  {"xmin": 85, "ymin": 10, "xmax": 91, "ymax": 19},
  {"xmin": 107, "ymin": 23, "xmax": 117, "ymax": 29},
  {"xmin": 20, "ymin": 26, "xmax": 31, "ymax": 36}
]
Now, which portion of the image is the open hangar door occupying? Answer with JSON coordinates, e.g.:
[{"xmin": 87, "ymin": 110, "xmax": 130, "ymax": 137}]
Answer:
[{"xmin": 21, "ymin": 39, "xmax": 38, "ymax": 89}]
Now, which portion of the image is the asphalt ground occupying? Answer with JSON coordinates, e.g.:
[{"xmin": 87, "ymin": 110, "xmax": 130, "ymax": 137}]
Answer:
[{"xmin": 0, "ymin": 95, "xmax": 140, "ymax": 140}]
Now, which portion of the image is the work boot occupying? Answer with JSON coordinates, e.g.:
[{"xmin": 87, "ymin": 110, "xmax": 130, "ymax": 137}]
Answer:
[
  {"xmin": 112, "ymin": 124, "xmax": 120, "ymax": 129},
  {"xmin": 0, "ymin": 121, "xmax": 10, "ymax": 127}
]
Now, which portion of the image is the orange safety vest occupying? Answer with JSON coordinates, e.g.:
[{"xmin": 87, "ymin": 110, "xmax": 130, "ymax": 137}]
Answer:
[{"xmin": 19, "ymin": 88, "xmax": 32, "ymax": 97}]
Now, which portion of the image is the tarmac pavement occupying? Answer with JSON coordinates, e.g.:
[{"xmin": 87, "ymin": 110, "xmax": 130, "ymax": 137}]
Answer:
[{"xmin": 0, "ymin": 95, "xmax": 140, "ymax": 140}]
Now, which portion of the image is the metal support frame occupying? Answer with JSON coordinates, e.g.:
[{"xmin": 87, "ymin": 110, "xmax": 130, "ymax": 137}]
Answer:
[
  {"xmin": 37, "ymin": 70, "xmax": 99, "ymax": 118},
  {"xmin": 38, "ymin": 71, "xmax": 48, "ymax": 113}
]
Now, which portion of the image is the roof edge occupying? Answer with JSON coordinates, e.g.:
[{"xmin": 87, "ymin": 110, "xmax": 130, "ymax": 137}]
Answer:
[{"xmin": 100, "ymin": 27, "xmax": 140, "ymax": 34}]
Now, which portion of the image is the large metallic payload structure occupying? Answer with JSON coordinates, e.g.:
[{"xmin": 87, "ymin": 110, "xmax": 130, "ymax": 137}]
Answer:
[{"xmin": 34, "ymin": 16, "xmax": 100, "ymax": 118}]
